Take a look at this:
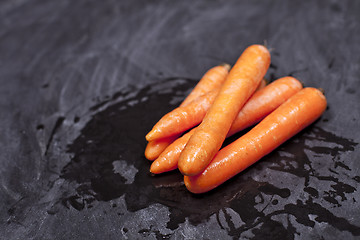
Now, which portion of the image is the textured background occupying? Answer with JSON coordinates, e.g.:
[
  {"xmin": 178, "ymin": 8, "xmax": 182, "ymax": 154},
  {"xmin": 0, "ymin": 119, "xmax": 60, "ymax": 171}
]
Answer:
[{"xmin": 1, "ymin": 0, "xmax": 360, "ymax": 239}]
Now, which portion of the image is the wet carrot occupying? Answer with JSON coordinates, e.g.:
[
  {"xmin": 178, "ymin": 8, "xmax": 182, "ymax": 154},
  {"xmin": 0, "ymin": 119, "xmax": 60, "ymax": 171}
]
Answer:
[
  {"xmin": 180, "ymin": 64, "xmax": 230, "ymax": 107},
  {"xmin": 178, "ymin": 44, "xmax": 271, "ymax": 176},
  {"xmin": 145, "ymin": 135, "xmax": 180, "ymax": 161},
  {"xmin": 184, "ymin": 87, "xmax": 327, "ymax": 193},
  {"xmin": 150, "ymin": 76, "xmax": 302, "ymax": 174}
]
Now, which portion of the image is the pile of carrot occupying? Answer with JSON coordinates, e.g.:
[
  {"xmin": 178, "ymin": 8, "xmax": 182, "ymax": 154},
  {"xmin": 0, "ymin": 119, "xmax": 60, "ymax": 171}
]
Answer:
[{"xmin": 145, "ymin": 44, "xmax": 327, "ymax": 194}]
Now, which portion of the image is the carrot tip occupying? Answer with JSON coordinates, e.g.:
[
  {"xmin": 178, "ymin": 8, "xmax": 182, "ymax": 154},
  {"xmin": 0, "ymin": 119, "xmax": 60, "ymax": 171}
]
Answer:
[
  {"xmin": 150, "ymin": 161, "xmax": 160, "ymax": 174},
  {"xmin": 145, "ymin": 131, "xmax": 156, "ymax": 141},
  {"xmin": 145, "ymin": 154, "xmax": 156, "ymax": 161},
  {"xmin": 219, "ymin": 63, "xmax": 231, "ymax": 71}
]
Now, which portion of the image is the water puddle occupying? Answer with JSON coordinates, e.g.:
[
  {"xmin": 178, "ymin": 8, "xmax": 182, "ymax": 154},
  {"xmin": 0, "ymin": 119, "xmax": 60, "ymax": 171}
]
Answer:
[{"xmin": 58, "ymin": 77, "xmax": 359, "ymax": 238}]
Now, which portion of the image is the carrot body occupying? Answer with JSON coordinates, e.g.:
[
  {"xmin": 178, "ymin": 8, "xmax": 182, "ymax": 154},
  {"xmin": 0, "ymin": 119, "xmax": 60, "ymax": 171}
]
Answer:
[
  {"xmin": 178, "ymin": 45, "xmax": 271, "ymax": 176},
  {"xmin": 184, "ymin": 87, "xmax": 327, "ymax": 193},
  {"xmin": 180, "ymin": 64, "xmax": 230, "ymax": 107},
  {"xmin": 227, "ymin": 76, "xmax": 301, "ymax": 136},
  {"xmin": 150, "ymin": 76, "xmax": 302, "ymax": 174},
  {"xmin": 145, "ymin": 135, "xmax": 179, "ymax": 161}
]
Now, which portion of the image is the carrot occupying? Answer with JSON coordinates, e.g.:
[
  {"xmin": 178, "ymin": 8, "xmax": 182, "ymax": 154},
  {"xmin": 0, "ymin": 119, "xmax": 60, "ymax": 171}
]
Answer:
[
  {"xmin": 180, "ymin": 64, "xmax": 230, "ymax": 107},
  {"xmin": 145, "ymin": 89, "xmax": 219, "ymax": 141},
  {"xmin": 150, "ymin": 76, "xmax": 302, "ymax": 174},
  {"xmin": 178, "ymin": 44, "xmax": 271, "ymax": 176},
  {"xmin": 145, "ymin": 135, "xmax": 180, "ymax": 161},
  {"xmin": 184, "ymin": 87, "xmax": 327, "ymax": 193}
]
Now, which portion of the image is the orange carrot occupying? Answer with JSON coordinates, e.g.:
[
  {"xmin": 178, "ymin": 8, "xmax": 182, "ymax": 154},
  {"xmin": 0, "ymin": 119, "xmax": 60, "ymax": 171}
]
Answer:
[
  {"xmin": 145, "ymin": 90, "xmax": 219, "ymax": 141},
  {"xmin": 184, "ymin": 87, "xmax": 327, "ymax": 193},
  {"xmin": 178, "ymin": 44, "xmax": 271, "ymax": 176},
  {"xmin": 150, "ymin": 76, "xmax": 302, "ymax": 174},
  {"xmin": 180, "ymin": 64, "xmax": 230, "ymax": 107},
  {"xmin": 145, "ymin": 135, "xmax": 180, "ymax": 161}
]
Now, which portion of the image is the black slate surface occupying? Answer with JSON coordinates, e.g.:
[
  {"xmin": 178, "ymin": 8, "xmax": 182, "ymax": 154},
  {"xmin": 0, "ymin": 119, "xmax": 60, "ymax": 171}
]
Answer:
[{"xmin": 1, "ymin": 0, "xmax": 360, "ymax": 239}]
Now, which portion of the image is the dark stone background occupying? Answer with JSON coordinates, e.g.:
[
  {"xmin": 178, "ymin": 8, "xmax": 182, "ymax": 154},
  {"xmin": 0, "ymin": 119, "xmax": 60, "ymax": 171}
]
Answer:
[{"xmin": 1, "ymin": 0, "xmax": 359, "ymax": 239}]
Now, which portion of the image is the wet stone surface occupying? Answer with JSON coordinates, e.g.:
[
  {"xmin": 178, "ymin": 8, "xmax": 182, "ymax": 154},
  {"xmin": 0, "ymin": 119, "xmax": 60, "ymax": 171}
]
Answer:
[{"xmin": 58, "ymin": 79, "xmax": 359, "ymax": 239}]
